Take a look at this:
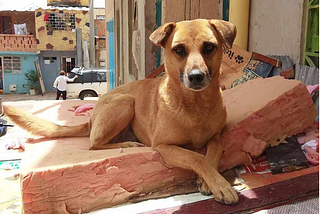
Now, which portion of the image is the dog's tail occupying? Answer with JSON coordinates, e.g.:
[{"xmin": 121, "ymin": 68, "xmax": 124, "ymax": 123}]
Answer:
[{"xmin": 3, "ymin": 105, "xmax": 90, "ymax": 137}]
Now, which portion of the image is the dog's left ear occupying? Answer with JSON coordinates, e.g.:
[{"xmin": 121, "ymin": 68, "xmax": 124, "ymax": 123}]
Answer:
[
  {"xmin": 209, "ymin": 20, "xmax": 237, "ymax": 49},
  {"xmin": 149, "ymin": 22, "xmax": 176, "ymax": 47}
]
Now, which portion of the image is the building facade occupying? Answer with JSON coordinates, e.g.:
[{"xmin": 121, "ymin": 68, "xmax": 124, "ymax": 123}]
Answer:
[
  {"xmin": 0, "ymin": 11, "xmax": 38, "ymax": 93},
  {"xmin": 0, "ymin": 0, "xmax": 94, "ymax": 93},
  {"xmin": 35, "ymin": 7, "xmax": 90, "ymax": 91}
]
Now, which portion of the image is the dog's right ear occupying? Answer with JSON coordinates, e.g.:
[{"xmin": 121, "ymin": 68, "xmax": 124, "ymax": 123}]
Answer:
[{"xmin": 149, "ymin": 22, "xmax": 176, "ymax": 47}]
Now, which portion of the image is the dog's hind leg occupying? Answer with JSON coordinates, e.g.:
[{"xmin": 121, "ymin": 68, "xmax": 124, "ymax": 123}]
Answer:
[{"xmin": 89, "ymin": 95, "xmax": 136, "ymax": 150}]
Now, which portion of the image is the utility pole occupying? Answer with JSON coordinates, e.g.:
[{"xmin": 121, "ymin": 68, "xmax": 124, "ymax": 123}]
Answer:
[
  {"xmin": 76, "ymin": 28, "xmax": 82, "ymax": 67},
  {"xmin": 89, "ymin": 0, "xmax": 95, "ymax": 68}
]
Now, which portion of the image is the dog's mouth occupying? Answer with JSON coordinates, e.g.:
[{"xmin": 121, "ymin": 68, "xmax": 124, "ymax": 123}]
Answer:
[
  {"xmin": 180, "ymin": 70, "xmax": 211, "ymax": 91},
  {"xmin": 186, "ymin": 81, "xmax": 210, "ymax": 91}
]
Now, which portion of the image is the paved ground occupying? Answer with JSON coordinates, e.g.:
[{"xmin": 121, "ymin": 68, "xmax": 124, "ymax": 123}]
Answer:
[{"xmin": 0, "ymin": 92, "xmax": 76, "ymax": 102}]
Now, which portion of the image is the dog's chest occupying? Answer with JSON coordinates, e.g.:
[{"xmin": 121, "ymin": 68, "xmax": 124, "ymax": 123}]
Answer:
[
  {"xmin": 184, "ymin": 115, "xmax": 218, "ymax": 148},
  {"xmin": 166, "ymin": 108, "xmax": 222, "ymax": 148}
]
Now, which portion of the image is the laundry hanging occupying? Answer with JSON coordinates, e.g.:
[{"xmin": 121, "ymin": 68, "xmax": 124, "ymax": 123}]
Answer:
[{"xmin": 14, "ymin": 23, "xmax": 28, "ymax": 35}]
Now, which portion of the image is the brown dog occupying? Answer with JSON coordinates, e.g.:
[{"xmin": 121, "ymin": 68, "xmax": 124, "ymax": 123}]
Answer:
[{"xmin": 4, "ymin": 19, "xmax": 238, "ymax": 204}]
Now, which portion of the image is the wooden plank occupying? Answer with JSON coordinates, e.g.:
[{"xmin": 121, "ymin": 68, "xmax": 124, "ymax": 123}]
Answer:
[
  {"xmin": 141, "ymin": 171, "xmax": 319, "ymax": 214},
  {"xmin": 199, "ymin": 0, "xmax": 220, "ymax": 19},
  {"xmin": 34, "ymin": 60, "xmax": 46, "ymax": 95},
  {"xmin": 252, "ymin": 52, "xmax": 281, "ymax": 67},
  {"xmin": 185, "ymin": 0, "xmax": 191, "ymax": 20},
  {"xmin": 190, "ymin": 0, "xmax": 200, "ymax": 19},
  {"xmin": 145, "ymin": 64, "xmax": 165, "ymax": 78},
  {"xmin": 164, "ymin": 0, "xmax": 186, "ymax": 23}
]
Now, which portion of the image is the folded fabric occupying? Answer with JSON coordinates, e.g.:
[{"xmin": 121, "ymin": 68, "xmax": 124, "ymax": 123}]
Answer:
[
  {"xmin": 68, "ymin": 103, "xmax": 95, "ymax": 116},
  {"xmin": 306, "ymin": 84, "xmax": 319, "ymax": 95},
  {"xmin": 302, "ymin": 140, "xmax": 319, "ymax": 165}
]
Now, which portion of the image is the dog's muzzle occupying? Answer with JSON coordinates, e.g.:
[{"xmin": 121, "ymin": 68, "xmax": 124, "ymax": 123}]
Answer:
[
  {"xmin": 183, "ymin": 69, "xmax": 210, "ymax": 91},
  {"xmin": 188, "ymin": 69, "xmax": 205, "ymax": 85}
]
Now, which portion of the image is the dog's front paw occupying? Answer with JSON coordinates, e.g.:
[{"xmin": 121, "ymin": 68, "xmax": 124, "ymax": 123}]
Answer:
[
  {"xmin": 210, "ymin": 178, "xmax": 239, "ymax": 205},
  {"xmin": 196, "ymin": 177, "xmax": 212, "ymax": 196}
]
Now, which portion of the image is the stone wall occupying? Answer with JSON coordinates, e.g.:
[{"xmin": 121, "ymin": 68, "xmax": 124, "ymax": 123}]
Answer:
[{"xmin": 35, "ymin": 8, "xmax": 90, "ymax": 51}]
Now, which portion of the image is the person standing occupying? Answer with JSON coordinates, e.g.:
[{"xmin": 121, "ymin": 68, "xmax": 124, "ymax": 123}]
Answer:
[{"xmin": 53, "ymin": 70, "xmax": 78, "ymax": 100}]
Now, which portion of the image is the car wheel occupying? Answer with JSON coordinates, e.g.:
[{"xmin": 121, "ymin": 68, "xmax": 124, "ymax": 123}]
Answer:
[{"xmin": 79, "ymin": 91, "xmax": 97, "ymax": 100}]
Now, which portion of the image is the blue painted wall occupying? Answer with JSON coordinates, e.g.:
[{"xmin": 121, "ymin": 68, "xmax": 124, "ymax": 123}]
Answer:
[
  {"xmin": 107, "ymin": 19, "xmax": 115, "ymax": 90},
  {"xmin": 0, "ymin": 52, "xmax": 39, "ymax": 94}
]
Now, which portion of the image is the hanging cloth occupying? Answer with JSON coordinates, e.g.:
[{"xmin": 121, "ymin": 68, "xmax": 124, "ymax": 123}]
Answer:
[
  {"xmin": 44, "ymin": 13, "xmax": 49, "ymax": 21},
  {"xmin": 14, "ymin": 23, "xmax": 28, "ymax": 35}
]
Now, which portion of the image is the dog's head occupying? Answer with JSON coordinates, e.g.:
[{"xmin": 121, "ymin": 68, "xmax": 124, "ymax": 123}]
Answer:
[{"xmin": 150, "ymin": 19, "xmax": 236, "ymax": 91}]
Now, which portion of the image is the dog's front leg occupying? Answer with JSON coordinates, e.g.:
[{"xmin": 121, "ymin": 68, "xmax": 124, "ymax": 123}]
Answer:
[
  {"xmin": 197, "ymin": 135, "xmax": 234, "ymax": 197},
  {"xmin": 154, "ymin": 143, "xmax": 238, "ymax": 204}
]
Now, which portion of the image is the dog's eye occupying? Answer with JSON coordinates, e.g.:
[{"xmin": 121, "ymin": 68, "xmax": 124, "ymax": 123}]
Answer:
[
  {"xmin": 202, "ymin": 42, "xmax": 216, "ymax": 55},
  {"xmin": 173, "ymin": 45, "xmax": 186, "ymax": 57}
]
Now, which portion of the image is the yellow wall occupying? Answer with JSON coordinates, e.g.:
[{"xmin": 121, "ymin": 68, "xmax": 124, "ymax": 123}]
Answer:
[
  {"xmin": 35, "ymin": 8, "xmax": 90, "ymax": 51},
  {"xmin": 229, "ymin": 0, "xmax": 250, "ymax": 50},
  {"xmin": 47, "ymin": 0, "xmax": 89, "ymax": 7}
]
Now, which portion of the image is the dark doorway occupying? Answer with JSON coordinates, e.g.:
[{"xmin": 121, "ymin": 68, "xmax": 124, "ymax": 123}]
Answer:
[{"xmin": 61, "ymin": 57, "xmax": 76, "ymax": 73}]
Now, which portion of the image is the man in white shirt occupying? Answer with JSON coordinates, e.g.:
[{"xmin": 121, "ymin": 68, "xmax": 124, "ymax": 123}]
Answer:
[{"xmin": 53, "ymin": 70, "xmax": 78, "ymax": 100}]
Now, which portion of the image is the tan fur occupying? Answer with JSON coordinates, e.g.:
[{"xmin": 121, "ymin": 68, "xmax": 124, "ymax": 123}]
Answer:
[
  {"xmin": 3, "ymin": 105, "xmax": 90, "ymax": 137},
  {"xmin": 4, "ymin": 19, "xmax": 238, "ymax": 204}
]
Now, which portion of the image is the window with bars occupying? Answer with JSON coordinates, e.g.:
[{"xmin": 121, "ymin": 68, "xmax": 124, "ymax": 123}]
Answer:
[
  {"xmin": 46, "ymin": 13, "xmax": 76, "ymax": 31},
  {"xmin": 61, "ymin": 57, "xmax": 76, "ymax": 73},
  {"xmin": 3, "ymin": 56, "xmax": 22, "ymax": 74}
]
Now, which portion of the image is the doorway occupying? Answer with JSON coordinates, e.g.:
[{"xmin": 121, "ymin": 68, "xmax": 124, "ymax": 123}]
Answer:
[
  {"xmin": 61, "ymin": 57, "xmax": 76, "ymax": 74},
  {"xmin": 40, "ymin": 56, "xmax": 59, "ymax": 92}
]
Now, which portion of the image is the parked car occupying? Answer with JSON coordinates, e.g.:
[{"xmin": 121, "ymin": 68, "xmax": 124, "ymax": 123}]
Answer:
[{"xmin": 67, "ymin": 67, "xmax": 108, "ymax": 100}]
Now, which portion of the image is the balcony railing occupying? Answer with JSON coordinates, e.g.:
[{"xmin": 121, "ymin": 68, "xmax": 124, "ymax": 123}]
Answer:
[{"xmin": 0, "ymin": 34, "xmax": 37, "ymax": 52}]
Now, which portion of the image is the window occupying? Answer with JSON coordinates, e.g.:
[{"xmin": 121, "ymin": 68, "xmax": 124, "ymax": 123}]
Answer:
[
  {"xmin": 61, "ymin": 57, "xmax": 76, "ymax": 73},
  {"xmin": 43, "ymin": 57, "xmax": 57, "ymax": 64},
  {"xmin": 3, "ymin": 56, "xmax": 22, "ymax": 74},
  {"xmin": 0, "ymin": 16, "xmax": 12, "ymax": 34},
  {"xmin": 46, "ymin": 13, "xmax": 76, "ymax": 31},
  {"xmin": 96, "ymin": 15, "xmax": 105, "ymax": 20}
]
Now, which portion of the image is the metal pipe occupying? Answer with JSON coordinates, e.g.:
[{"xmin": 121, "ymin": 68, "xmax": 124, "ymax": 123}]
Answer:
[
  {"xmin": 89, "ymin": 0, "xmax": 95, "ymax": 67},
  {"xmin": 76, "ymin": 28, "xmax": 83, "ymax": 67}
]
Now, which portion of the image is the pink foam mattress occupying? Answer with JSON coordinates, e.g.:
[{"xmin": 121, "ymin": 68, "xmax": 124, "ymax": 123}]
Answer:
[{"xmin": 5, "ymin": 76, "xmax": 316, "ymax": 213}]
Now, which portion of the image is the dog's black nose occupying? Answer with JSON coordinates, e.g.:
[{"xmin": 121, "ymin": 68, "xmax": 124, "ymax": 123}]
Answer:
[{"xmin": 188, "ymin": 70, "xmax": 204, "ymax": 84}]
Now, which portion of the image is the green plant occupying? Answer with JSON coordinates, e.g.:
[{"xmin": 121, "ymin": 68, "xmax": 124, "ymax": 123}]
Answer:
[{"xmin": 24, "ymin": 69, "xmax": 39, "ymax": 89}]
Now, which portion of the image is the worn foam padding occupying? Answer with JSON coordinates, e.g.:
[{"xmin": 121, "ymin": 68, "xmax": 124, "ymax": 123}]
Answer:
[
  {"xmin": 218, "ymin": 76, "xmax": 317, "ymax": 171},
  {"xmin": 8, "ymin": 100, "xmax": 196, "ymax": 214},
  {"xmin": 10, "ymin": 76, "xmax": 316, "ymax": 214},
  {"xmin": 21, "ymin": 144, "xmax": 195, "ymax": 214}
]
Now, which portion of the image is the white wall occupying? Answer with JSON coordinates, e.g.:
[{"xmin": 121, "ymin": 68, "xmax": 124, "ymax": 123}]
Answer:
[
  {"xmin": 94, "ymin": 8, "xmax": 105, "ymax": 19},
  {"xmin": 105, "ymin": 0, "xmax": 114, "ymax": 21},
  {"xmin": 248, "ymin": 0, "xmax": 305, "ymax": 63}
]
